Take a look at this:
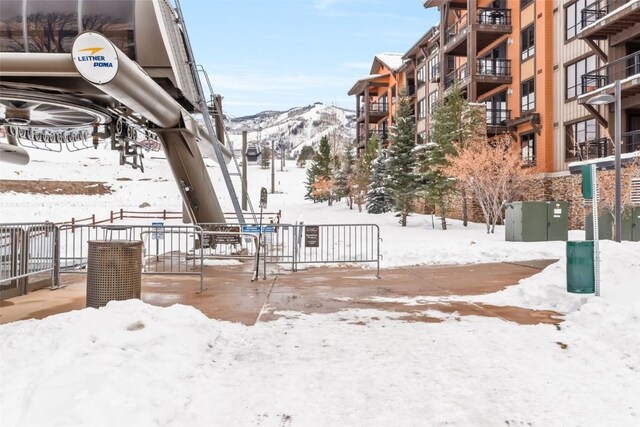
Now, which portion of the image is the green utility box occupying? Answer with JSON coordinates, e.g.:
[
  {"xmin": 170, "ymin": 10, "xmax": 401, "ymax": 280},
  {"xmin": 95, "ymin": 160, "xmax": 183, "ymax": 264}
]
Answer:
[
  {"xmin": 566, "ymin": 241, "xmax": 595, "ymax": 294},
  {"xmin": 505, "ymin": 201, "xmax": 569, "ymax": 242},
  {"xmin": 585, "ymin": 207, "xmax": 640, "ymax": 241}
]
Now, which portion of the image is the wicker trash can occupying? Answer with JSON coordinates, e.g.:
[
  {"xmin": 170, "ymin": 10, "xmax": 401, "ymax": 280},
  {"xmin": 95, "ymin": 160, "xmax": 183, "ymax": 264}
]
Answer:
[{"xmin": 86, "ymin": 240, "xmax": 142, "ymax": 308}]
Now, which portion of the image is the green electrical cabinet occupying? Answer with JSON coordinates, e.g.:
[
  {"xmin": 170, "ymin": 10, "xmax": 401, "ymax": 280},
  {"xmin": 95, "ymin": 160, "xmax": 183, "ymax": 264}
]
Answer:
[
  {"xmin": 505, "ymin": 201, "xmax": 568, "ymax": 242},
  {"xmin": 585, "ymin": 208, "xmax": 639, "ymax": 241}
]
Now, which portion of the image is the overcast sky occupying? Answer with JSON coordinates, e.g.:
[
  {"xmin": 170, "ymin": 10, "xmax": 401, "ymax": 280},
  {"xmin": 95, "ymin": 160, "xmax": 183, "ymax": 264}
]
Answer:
[{"xmin": 180, "ymin": 0, "xmax": 438, "ymax": 118}]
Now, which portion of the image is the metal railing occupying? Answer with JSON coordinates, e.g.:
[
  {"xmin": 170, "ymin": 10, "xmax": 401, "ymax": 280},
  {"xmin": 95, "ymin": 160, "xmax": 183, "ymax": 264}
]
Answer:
[
  {"xmin": 477, "ymin": 58, "xmax": 511, "ymax": 77},
  {"xmin": 578, "ymin": 137, "xmax": 611, "ymax": 160},
  {"xmin": 581, "ymin": 51, "xmax": 640, "ymax": 93},
  {"xmin": 360, "ymin": 101, "xmax": 388, "ymax": 114},
  {"xmin": 445, "ymin": 63, "xmax": 469, "ymax": 89},
  {"xmin": 477, "ymin": 8, "xmax": 511, "ymax": 25},
  {"xmin": 580, "ymin": 0, "xmax": 616, "ymax": 28},
  {"xmin": 445, "ymin": 14, "xmax": 468, "ymax": 44},
  {"xmin": 201, "ymin": 223, "xmax": 382, "ymax": 278},
  {"xmin": 486, "ymin": 109, "xmax": 511, "ymax": 126},
  {"xmin": 57, "ymin": 224, "xmax": 205, "ymax": 292},
  {"xmin": 623, "ymin": 129, "xmax": 640, "ymax": 152},
  {"xmin": 359, "ymin": 129, "xmax": 388, "ymax": 144},
  {"xmin": 0, "ymin": 223, "xmax": 57, "ymax": 299}
]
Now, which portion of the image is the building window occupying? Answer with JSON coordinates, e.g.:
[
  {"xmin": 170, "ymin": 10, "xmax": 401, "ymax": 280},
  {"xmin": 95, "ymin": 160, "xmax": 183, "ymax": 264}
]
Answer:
[
  {"xmin": 428, "ymin": 55, "xmax": 439, "ymax": 82},
  {"xmin": 520, "ymin": 132, "xmax": 535, "ymax": 165},
  {"xmin": 521, "ymin": 79, "xmax": 535, "ymax": 113},
  {"xmin": 566, "ymin": 55, "xmax": 598, "ymax": 99},
  {"xmin": 417, "ymin": 131, "xmax": 426, "ymax": 145},
  {"xmin": 521, "ymin": 0, "xmax": 533, "ymax": 7},
  {"xmin": 566, "ymin": 118, "xmax": 598, "ymax": 159},
  {"xmin": 428, "ymin": 90, "xmax": 438, "ymax": 114},
  {"xmin": 521, "ymin": 25, "xmax": 535, "ymax": 61},
  {"xmin": 566, "ymin": 0, "xmax": 588, "ymax": 40},
  {"xmin": 417, "ymin": 99, "xmax": 426, "ymax": 119},
  {"xmin": 417, "ymin": 66, "xmax": 426, "ymax": 87}
]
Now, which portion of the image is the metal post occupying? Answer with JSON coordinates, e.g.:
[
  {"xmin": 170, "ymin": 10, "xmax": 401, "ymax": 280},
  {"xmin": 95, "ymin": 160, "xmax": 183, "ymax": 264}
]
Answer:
[
  {"xmin": 242, "ymin": 131, "xmax": 248, "ymax": 211},
  {"xmin": 614, "ymin": 79, "xmax": 622, "ymax": 243},
  {"xmin": 271, "ymin": 139, "xmax": 275, "ymax": 194},
  {"xmin": 173, "ymin": 0, "xmax": 245, "ymax": 224},
  {"xmin": 591, "ymin": 164, "xmax": 601, "ymax": 296}
]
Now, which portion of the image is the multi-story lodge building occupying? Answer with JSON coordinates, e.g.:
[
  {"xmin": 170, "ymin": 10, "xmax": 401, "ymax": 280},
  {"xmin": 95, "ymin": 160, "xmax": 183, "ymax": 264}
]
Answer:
[{"xmin": 348, "ymin": 0, "xmax": 640, "ymax": 175}]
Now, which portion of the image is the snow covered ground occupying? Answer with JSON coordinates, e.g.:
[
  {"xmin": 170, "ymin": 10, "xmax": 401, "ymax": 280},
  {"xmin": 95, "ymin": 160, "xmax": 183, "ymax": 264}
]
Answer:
[{"xmin": 1, "ymin": 144, "xmax": 639, "ymax": 426}]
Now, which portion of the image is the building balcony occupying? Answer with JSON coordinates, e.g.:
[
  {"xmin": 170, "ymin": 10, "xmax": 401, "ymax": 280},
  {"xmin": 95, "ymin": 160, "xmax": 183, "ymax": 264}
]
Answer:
[
  {"xmin": 576, "ymin": 137, "xmax": 611, "ymax": 160},
  {"xmin": 476, "ymin": 58, "xmax": 512, "ymax": 96},
  {"xmin": 578, "ymin": 50, "xmax": 640, "ymax": 107},
  {"xmin": 357, "ymin": 101, "xmax": 389, "ymax": 123},
  {"xmin": 444, "ymin": 63, "xmax": 470, "ymax": 91},
  {"xmin": 485, "ymin": 109, "xmax": 511, "ymax": 135},
  {"xmin": 358, "ymin": 129, "xmax": 388, "ymax": 147},
  {"xmin": 579, "ymin": 0, "xmax": 640, "ymax": 42},
  {"xmin": 623, "ymin": 129, "xmax": 640, "ymax": 152},
  {"xmin": 444, "ymin": 9, "xmax": 511, "ymax": 56}
]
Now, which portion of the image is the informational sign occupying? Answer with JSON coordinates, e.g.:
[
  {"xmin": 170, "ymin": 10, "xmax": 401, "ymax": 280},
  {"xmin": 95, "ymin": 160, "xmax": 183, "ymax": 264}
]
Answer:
[
  {"xmin": 72, "ymin": 32, "xmax": 119, "ymax": 85},
  {"xmin": 242, "ymin": 225, "xmax": 275, "ymax": 233},
  {"xmin": 210, "ymin": 226, "xmax": 241, "ymax": 245},
  {"xmin": 259, "ymin": 187, "xmax": 268, "ymax": 209},
  {"xmin": 305, "ymin": 225, "xmax": 319, "ymax": 248},
  {"xmin": 151, "ymin": 222, "xmax": 164, "ymax": 240}
]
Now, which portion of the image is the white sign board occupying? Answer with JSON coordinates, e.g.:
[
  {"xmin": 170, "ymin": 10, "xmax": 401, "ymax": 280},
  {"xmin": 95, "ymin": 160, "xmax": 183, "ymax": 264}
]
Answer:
[{"xmin": 72, "ymin": 32, "xmax": 119, "ymax": 85}]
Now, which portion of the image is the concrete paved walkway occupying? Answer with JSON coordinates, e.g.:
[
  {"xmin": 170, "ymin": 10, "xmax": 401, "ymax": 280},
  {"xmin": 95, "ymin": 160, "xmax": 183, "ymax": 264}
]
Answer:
[{"xmin": 0, "ymin": 260, "xmax": 560, "ymax": 326}]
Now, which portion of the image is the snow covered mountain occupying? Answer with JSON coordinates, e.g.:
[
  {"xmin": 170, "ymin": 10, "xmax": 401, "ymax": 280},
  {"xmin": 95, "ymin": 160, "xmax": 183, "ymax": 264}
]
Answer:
[{"xmin": 225, "ymin": 102, "xmax": 356, "ymax": 157}]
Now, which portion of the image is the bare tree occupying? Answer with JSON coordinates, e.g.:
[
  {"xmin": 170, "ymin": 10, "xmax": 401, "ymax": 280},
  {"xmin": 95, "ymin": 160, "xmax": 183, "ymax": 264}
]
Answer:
[{"xmin": 444, "ymin": 135, "xmax": 536, "ymax": 233}]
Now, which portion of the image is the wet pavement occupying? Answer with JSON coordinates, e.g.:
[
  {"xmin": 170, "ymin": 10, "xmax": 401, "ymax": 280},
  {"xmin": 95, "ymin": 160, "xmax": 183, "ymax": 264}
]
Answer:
[{"xmin": 0, "ymin": 260, "xmax": 561, "ymax": 326}]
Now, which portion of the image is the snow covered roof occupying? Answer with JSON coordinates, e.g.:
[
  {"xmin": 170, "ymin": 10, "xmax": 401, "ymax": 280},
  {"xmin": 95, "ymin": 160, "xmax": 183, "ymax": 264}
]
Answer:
[
  {"xmin": 372, "ymin": 53, "xmax": 405, "ymax": 73},
  {"xmin": 347, "ymin": 73, "xmax": 391, "ymax": 96}
]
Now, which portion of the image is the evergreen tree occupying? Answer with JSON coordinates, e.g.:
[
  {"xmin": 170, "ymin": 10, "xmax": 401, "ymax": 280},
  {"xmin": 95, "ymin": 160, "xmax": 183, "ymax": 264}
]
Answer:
[
  {"xmin": 334, "ymin": 146, "xmax": 355, "ymax": 203},
  {"xmin": 366, "ymin": 151, "xmax": 393, "ymax": 214},
  {"xmin": 421, "ymin": 84, "xmax": 483, "ymax": 229},
  {"xmin": 352, "ymin": 135, "xmax": 379, "ymax": 212},
  {"xmin": 385, "ymin": 94, "xmax": 418, "ymax": 226},
  {"xmin": 304, "ymin": 136, "xmax": 333, "ymax": 202},
  {"xmin": 260, "ymin": 146, "xmax": 271, "ymax": 169}
]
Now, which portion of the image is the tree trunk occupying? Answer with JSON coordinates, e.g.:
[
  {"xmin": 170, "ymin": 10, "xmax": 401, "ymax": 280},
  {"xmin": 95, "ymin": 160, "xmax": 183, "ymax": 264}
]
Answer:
[
  {"xmin": 462, "ymin": 187, "xmax": 468, "ymax": 227},
  {"xmin": 440, "ymin": 204, "xmax": 447, "ymax": 230}
]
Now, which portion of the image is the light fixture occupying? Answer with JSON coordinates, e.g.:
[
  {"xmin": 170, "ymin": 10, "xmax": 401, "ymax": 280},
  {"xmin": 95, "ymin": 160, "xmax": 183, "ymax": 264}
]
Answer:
[{"xmin": 586, "ymin": 93, "xmax": 615, "ymax": 105}]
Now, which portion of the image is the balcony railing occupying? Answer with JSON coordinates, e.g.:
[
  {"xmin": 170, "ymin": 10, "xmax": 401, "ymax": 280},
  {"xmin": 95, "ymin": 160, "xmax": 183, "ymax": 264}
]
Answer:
[
  {"xmin": 623, "ymin": 129, "xmax": 640, "ymax": 152},
  {"xmin": 477, "ymin": 8, "xmax": 512, "ymax": 25},
  {"xmin": 445, "ymin": 14, "xmax": 468, "ymax": 44},
  {"xmin": 359, "ymin": 101, "xmax": 389, "ymax": 115},
  {"xmin": 486, "ymin": 109, "xmax": 510, "ymax": 127},
  {"xmin": 359, "ymin": 129, "xmax": 388, "ymax": 143},
  {"xmin": 445, "ymin": 63, "xmax": 469, "ymax": 89},
  {"xmin": 577, "ymin": 137, "xmax": 610, "ymax": 160},
  {"xmin": 477, "ymin": 58, "xmax": 511, "ymax": 77},
  {"xmin": 581, "ymin": 50, "xmax": 640, "ymax": 93},
  {"xmin": 580, "ymin": 0, "xmax": 615, "ymax": 29}
]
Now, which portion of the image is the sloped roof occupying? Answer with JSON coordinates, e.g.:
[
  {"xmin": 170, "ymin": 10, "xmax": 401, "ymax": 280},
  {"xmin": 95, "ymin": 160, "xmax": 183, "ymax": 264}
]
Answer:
[
  {"xmin": 347, "ymin": 73, "xmax": 389, "ymax": 96},
  {"xmin": 372, "ymin": 53, "xmax": 405, "ymax": 73}
]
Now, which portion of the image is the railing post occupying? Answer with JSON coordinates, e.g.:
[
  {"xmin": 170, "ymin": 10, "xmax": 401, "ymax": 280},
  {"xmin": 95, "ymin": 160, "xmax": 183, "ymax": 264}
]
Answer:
[
  {"xmin": 110, "ymin": 210, "xmax": 114, "ymax": 223},
  {"xmin": 71, "ymin": 217, "xmax": 75, "ymax": 233},
  {"xmin": 91, "ymin": 214, "xmax": 95, "ymax": 225},
  {"xmin": 120, "ymin": 208, "xmax": 123, "ymax": 220},
  {"xmin": 53, "ymin": 226, "xmax": 61, "ymax": 289}
]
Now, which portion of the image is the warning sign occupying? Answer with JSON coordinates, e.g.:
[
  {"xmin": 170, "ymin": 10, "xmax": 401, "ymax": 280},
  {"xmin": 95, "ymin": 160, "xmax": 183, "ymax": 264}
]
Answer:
[{"xmin": 305, "ymin": 225, "xmax": 319, "ymax": 248}]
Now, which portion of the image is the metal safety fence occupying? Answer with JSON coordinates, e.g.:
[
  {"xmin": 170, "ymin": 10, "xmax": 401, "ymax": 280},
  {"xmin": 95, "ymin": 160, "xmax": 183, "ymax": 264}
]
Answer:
[
  {"xmin": 57, "ymin": 224, "xmax": 205, "ymax": 292},
  {"xmin": 201, "ymin": 223, "xmax": 381, "ymax": 278},
  {"xmin": 0, "ymin": 222, "xmax": 57, "ymax": 299}
]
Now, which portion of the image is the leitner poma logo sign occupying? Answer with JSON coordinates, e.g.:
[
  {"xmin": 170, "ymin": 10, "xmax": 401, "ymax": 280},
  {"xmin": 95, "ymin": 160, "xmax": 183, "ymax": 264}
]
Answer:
[
  {"xmin": 76, "ymin": 47, "xmax": 113, "ymax": 67},
  {"xmin": 72, "ymin": 32, "xmax": 119, "ymax": 85}
]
